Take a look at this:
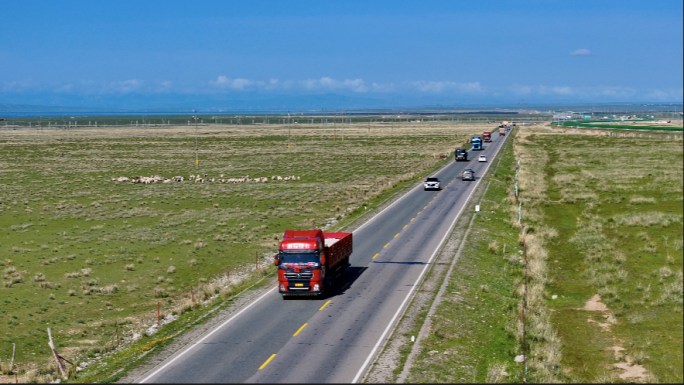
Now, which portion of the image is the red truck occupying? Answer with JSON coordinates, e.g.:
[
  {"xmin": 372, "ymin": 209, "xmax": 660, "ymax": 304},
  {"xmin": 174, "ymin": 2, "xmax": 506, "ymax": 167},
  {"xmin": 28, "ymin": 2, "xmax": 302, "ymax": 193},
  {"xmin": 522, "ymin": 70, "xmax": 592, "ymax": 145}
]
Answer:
[
  {"xmin": 483, "ymin": 131, "xmax": 492, "ymax": 142},
  {"xmin": 275, "ymin": 229, "xmax": 352, "ymax": 297}
]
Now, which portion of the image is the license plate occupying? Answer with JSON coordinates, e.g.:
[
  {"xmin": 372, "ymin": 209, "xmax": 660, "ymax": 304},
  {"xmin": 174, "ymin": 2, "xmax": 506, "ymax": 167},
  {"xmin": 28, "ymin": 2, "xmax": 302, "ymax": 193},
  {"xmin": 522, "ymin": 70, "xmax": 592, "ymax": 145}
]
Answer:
[{"xmin": 295, "ymin": 283, "xmax": 303, "ymax": 287}]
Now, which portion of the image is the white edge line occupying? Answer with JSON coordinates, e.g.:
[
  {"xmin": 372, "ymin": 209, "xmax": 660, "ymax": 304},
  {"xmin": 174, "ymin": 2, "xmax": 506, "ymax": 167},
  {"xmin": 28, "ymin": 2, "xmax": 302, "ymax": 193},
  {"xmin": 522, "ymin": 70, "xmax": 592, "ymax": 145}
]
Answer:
[
  {"xmin": 138, "ymin": 287, "xmax": 275, "ymax": 383},
  {"xmin": 351, "ymin": 136, "xmax": 506, "ymax": 383}
]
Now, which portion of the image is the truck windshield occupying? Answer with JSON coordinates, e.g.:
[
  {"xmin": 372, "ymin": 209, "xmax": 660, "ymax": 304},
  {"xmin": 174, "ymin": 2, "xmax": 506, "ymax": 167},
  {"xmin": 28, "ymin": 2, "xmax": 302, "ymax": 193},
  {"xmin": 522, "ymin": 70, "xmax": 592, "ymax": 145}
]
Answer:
[{"xmin": 280, "ymin": 252, "xmax": 319, "ymax": 264}]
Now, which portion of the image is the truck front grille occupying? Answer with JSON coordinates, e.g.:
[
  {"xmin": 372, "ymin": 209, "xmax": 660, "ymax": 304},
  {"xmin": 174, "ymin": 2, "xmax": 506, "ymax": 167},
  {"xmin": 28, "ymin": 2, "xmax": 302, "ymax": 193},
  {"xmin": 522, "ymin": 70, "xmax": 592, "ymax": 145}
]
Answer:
[{"xmin": 284, "ymin": 272, "xmax": 313, "ymax": 279}]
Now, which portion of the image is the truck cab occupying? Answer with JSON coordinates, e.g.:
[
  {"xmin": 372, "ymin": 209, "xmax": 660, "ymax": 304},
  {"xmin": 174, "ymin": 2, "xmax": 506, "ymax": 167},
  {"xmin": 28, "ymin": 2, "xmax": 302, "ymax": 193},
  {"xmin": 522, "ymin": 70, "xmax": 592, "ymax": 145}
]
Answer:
[
  {"xmin": 471, "ymin": 136, "xmax": 483, "ymax": 151},
  {"xmin": 275, "ymin": 230, "xmax": 352, "ymax": 297},
  {"xmin": 455, "ymin": 148, "xmax": 468, "ymax": 161},
  {"xmin": 483, "ymin": 132, "xmax": 491, "ymax": 142}
]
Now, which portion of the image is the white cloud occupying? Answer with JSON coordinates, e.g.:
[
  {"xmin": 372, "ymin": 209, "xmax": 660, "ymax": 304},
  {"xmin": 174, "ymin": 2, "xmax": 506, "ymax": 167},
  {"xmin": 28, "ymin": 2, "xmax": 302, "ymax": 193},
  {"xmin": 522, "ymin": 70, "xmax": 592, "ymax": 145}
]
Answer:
[
  {"xmin": 644, "ymin": 88, "xmax": 683, "ymax": 101},
  {"xmin": 300, "ymin": 77, "xmax": 368, "ymax": 92},
  {"xmin": 570, "ymin": 48, "xmax": 591, "ymax": 56},
  {"xmin": 210, "ymin": 76, "xmax": 252, "ymax": 90},
  {"xmin": 406, "ymin": 81, "xmax": 482, "ymax": 94},
  {"xmin": 107, "ymin": 79, "xmax": 143, "ymax": 93}
]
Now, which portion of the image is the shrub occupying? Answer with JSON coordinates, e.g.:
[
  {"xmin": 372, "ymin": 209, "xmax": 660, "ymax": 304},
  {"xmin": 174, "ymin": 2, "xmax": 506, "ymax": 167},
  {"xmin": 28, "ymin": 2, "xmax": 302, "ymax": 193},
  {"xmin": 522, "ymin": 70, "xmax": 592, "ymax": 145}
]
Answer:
[{"xmin": 488, "ymin": 241, "xmax": 500, "ymax": 255}]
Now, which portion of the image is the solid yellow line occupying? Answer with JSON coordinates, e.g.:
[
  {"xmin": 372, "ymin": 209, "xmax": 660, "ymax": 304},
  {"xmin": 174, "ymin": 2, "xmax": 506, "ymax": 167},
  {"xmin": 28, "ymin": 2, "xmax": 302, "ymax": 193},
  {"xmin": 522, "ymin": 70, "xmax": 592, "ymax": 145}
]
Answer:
[
  {"xmin": 394, "ymin": 233, "xmax": 399, "ymax": 238},
  {"xmin": 384, "ymin": 242, "xmax": 390, "ymax": 248},
  {"xmin": 259, "ymin": 354, "xmax": 277, "ymax": 370},
  {"xmin": 293, "ymin": 323, "xmax": 308, "ymax": 336},
  {"xmin": 403, "ymin": 225, "xmax": 407, "ymax": 229},
  {"xmin": 319, "ymin": 300, "xmax": 331, "ymax": 310},
  {"xmin": 411, "ymin": 217, "xmax": 415, "ymax": 221},
  {"xmin": 372, "ymin": 253, "xmax": 379, "ymax": 259}
]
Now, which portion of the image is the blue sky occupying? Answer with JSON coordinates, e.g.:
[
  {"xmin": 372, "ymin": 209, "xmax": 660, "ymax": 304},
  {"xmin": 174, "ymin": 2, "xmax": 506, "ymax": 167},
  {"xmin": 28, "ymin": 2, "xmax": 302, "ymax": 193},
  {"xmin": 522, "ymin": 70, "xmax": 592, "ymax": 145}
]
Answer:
[{"xmin": 1, "ymin": 0, "xmax": 682, "ymax": 109}]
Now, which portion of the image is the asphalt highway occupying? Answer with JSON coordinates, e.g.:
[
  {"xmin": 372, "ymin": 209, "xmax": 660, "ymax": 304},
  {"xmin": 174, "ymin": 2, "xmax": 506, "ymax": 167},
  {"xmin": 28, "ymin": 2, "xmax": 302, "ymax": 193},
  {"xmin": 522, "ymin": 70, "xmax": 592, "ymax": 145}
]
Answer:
[{"xmin": 138, "ymin": 131, "xmax": 509, "ymax": 383}]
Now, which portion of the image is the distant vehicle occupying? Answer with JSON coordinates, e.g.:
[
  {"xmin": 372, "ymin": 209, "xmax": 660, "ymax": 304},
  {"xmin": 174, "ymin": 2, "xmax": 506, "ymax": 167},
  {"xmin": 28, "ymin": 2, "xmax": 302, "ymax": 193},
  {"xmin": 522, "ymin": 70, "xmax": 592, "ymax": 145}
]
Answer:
[
  {"xmin": 499, "ymin": 128, "xmax": 506, "ymax": 136},
  {"xmin": 275, "ymin": 230, "xmax": 352, "ymax": 297},
  {"xmin": 462, "ymin": 169, "xmax": 475, "ymax": 181},
  {"xmin": 424, "ymin": 177, "xmax": 441, "ymax": 191},
  {"xmin": 483, "ymin": 132, "xmax": 492, "ymax": 142},
  {"xmin": 471, "ymin": 136, "xmax": 483, "ymax": 151},
  {"xmin": 455, "ymin": 148, "xmax": 468, "ymax": 161},
  {"xmin": 478, "ymin": 155, "xmax": 487, "ymax": 162}
]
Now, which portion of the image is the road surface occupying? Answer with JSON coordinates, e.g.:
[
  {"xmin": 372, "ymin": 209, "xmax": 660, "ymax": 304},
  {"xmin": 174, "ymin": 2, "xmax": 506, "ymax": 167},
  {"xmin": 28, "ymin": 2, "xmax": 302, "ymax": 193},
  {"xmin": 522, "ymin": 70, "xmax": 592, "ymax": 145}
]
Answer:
[{"xmin": 138, "ymin": 132, "xmax": 509, "ymax": 383}]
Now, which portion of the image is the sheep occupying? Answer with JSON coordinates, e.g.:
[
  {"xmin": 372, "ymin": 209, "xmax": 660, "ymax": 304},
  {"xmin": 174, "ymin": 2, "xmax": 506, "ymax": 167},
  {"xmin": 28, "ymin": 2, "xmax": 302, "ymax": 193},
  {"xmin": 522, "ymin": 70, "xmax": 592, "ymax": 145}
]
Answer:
[
  {"xmin": 277, "ymin": 176, "xmax": 283, "ymax": 181},
  {"xmin": 195, "ymin": 177, "xmax": 204, "ymax": 183},
  {"xmin": 261, "ymin": 177, "xmax": 268, "ymax": 183}
]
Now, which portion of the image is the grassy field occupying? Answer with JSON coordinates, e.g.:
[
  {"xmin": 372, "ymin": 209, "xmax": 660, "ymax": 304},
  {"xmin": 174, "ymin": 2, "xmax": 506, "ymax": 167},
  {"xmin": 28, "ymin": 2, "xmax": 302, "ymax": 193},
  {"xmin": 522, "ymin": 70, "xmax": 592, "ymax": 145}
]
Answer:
[
  {"xmin": 553, "ymin": 120, "xmax": 683, "ymax": 132},
  {"xmin": 0, "ymin": 122, "xmax": 491, "ymax": 382},
  {"xmin": 515, "ymin": 126, "xmax": 683, "ymax": 382},
  {"xmin": 390, "ymin": 124, "xmax": 682, "ymax": 383}
]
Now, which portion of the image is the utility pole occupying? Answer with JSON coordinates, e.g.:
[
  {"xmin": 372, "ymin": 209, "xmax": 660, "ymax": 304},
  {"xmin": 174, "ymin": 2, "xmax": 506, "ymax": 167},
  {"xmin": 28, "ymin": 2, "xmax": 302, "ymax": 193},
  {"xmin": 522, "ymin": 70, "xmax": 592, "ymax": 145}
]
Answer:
[
  {"xmin": 194, "ymin": 111, "xmax": 199, "ymax": 169},
  {"xmin": 288, "ymin": 111, "xmax": 291, "ymax": 148}
]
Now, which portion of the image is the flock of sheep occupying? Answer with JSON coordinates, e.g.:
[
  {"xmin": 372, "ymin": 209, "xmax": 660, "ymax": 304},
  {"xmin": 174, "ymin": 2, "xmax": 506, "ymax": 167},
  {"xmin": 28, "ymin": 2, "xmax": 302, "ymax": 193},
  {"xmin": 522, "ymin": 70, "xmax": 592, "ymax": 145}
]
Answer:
[{"xmin": 112, "ymin": 174, "xmax": 300, "ymax": 184}]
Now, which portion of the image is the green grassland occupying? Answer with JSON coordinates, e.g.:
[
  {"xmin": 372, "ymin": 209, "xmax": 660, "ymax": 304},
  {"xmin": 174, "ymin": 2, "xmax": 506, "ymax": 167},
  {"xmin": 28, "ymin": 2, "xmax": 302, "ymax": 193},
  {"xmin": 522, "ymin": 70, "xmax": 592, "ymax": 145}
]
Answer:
[
  {"xmin": 398, "ymin": 125, "xmax": 682, "ymax": 383},
  {"xmin": 553, "ymin": 120, "xmax": 683, "ymax": 132},
  {"xmin": 0, "ymin": 122, "xmax": 489, "ymax": 381},
  {"xmin": 516, "ymin": 127, "xmax": 683, "ymax": 382}
]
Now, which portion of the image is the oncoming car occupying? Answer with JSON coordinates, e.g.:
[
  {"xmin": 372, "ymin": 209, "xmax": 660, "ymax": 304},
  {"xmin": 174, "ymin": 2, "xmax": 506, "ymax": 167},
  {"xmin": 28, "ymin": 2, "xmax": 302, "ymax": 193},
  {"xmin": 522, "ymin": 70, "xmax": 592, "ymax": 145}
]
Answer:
[
  {"xmin": 478, "ymin": 155, "xmax": 487, "ymax": 162},
  {"xmin": 424, "ymin": 177, "xmax": 441, "ymax": 191},
  {"xmin": 462, "ymin": 169, "xmax": 475, "ymax": 181}
]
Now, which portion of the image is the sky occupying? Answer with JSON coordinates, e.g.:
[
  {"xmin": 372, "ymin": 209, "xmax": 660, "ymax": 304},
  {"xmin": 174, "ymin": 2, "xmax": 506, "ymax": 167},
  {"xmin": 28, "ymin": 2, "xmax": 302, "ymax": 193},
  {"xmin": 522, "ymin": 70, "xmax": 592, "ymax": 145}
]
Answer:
[{"xmin": 1, "ymin": 0, "xmax": 682, "ymax": 110}]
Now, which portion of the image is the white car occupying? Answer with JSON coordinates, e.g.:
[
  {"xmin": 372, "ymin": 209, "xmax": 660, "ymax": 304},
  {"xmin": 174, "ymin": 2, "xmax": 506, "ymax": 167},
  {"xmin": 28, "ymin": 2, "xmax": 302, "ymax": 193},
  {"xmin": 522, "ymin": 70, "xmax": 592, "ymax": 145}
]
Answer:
[
  {"xmin": 478, "ymin": 155, "xmax": 487, "ymax": 162},
  {"xmin": 424, "ymin": 177, "xmax": 441, "ymax": 191}
]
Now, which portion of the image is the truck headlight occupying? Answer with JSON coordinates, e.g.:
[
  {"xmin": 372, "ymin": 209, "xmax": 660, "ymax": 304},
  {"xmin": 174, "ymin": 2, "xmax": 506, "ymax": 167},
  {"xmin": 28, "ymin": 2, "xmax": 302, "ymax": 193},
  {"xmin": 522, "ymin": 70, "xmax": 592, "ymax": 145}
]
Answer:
[
  {"xmin": 313, "ymin": 284, "xmax": 320, "ymax": 291},
  {"xmin": 280, "ymin": 284, "xmax": 285, "ymax": 291}
]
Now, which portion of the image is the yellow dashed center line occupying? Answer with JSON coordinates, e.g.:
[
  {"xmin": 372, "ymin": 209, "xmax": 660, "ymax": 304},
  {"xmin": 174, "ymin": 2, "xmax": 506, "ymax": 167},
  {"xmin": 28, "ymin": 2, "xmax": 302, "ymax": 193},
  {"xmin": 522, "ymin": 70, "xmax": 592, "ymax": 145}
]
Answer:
[
  {"xmin": 372, "ymin": 253, "xmax": 379, "ymax": 259},
  {"xmin": 411, "ymin": 217, "xmax": 415, "ymax": 221},
  {"xmin": 293, "ymin": 323, "xmax": 308, "ymax": 336},
  {"xmin": 394, "ymin": 233, "xmax": 400, "ymax": 238},
  {"xmin": 384, "ymin": 242, "xmax": 390, "ymax": 248},
  {"xmin": 341, "ymin": 282, "xmax": 350, "ymax": 290},
  {"xmin": 403, "ymin": 225, "xmax": 407, "ymax": 229},
  {"xmin": 319, "ymin": 300, "xmax": 331, "ymax": 310},
  {"xmin": 259, "ymin": 354, "xmax": 277, "ymax": 370},
  {"xmin": 423, "ymin": 206, "xmax": 427, "ymax": 209}
]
